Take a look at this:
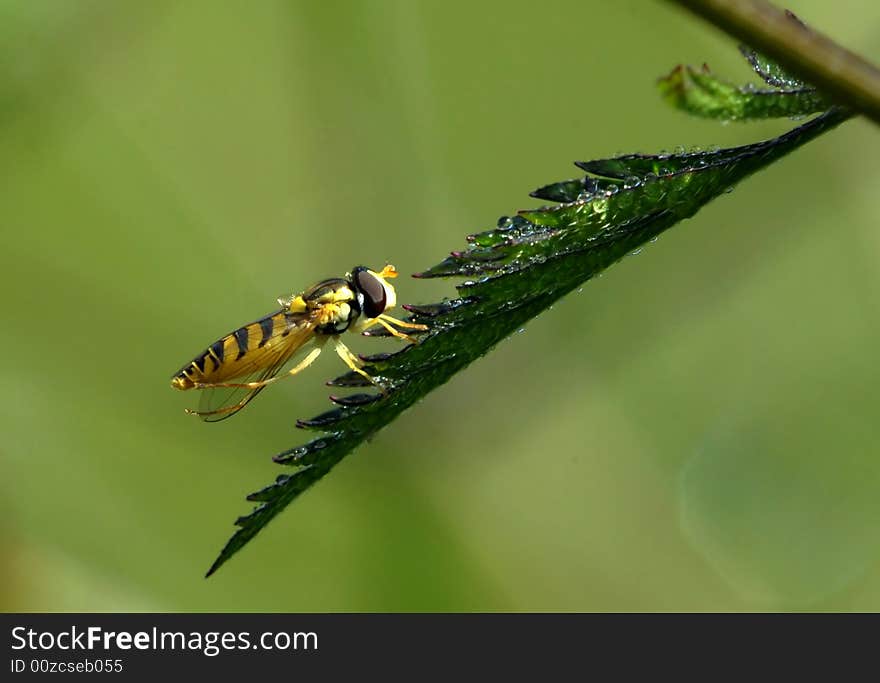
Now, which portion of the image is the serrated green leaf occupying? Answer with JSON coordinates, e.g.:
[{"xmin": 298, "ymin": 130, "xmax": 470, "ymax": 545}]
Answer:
[
  {"xmin": 205, "ymin": 105, "xmax": 850, "ymax": 577},
  {"xmin": 738, "ymin": 45, "xmax": 807, "ymax": 90},
  {"xmin": 658, "ymin": 63, "xmax": 830, "ymax": 121}
]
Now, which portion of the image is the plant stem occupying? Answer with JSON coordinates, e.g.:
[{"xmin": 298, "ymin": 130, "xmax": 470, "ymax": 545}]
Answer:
[{"xmin": 666, "ymin": 0, "xmax": 880, "ymax": 126}]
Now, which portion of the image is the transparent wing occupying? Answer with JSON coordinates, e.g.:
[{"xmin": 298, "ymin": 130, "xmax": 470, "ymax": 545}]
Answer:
[{"xmin": 195, "ymin": 314, "xmax": 319, "ymax": 422}]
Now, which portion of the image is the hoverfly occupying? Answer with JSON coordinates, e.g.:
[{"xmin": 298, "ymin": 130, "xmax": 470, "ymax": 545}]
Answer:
[{"xmin": 171, "ymin": 264, "xmax": 427, "ymax": 421}]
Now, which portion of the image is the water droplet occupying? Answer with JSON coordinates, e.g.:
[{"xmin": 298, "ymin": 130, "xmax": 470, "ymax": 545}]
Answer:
[
  {"xmin": 631, "ymin": 248, "xmax": 642, "ymax": 256},
  {"xmin": 516, "ymin": 328, "xmax": 525, "ymax": 334},
  {"xmin": 313, "ymin": 440, "xmax": 326, "ymax": 450}
]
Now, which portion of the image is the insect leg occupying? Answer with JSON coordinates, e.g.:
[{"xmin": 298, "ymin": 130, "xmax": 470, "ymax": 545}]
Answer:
[
  {"xmin": 194, "ymin": 345, "xmax": 324, "ymax": 390},
  {"xmin": 186, "ymin": 403, "xmax": 243, "ymax": 419},
  {"xmin": 367, "ymin": 316, "xmax": 423, "ymax": 344},
  {"xmin": 334, "ymin": 338, "xmax": 378, "ymax": 385},
  {"xmin": 377, "ymin": 314, "xmax": 428, "ymax": 331}
]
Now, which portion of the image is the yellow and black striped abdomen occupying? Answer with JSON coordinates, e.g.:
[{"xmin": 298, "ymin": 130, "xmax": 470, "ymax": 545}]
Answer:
[{"xmin": 171, "ymin": 311, "xmax": 290, "ymax": 390}]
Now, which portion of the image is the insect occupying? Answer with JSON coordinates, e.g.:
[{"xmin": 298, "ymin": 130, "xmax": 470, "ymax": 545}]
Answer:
[{"xmin": 170, "ymin": 264, "xmax": 427, "ymax": 421}]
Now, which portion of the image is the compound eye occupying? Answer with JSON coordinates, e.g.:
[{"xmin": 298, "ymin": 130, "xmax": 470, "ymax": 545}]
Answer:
[{"xmin": 354, "ymin": 269, "xmax": 387, "ymax": 319}]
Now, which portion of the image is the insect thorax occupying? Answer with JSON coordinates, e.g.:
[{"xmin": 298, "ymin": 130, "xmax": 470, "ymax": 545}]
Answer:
[
  {"xmin": 300, "ymin": 278, "xmax": 360, "ymax": 335},
  {"xmin": 315, "ymin": 302, "xmax": 356, "ymax": 334}
]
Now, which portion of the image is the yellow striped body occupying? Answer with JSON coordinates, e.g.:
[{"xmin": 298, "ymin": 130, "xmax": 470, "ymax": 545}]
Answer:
[
  {"xmin": 171, "ymin": 278, "xmax": 356, "ymax": 391},
  {"xmin": 171, "ymin": 311, "xmax": 289, "ymax": 390}
]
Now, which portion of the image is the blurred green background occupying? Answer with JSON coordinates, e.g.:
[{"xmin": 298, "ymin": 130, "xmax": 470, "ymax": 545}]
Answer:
[{"xmin": 2, "ymin": 0, "xmax": 879, "ymax": 611}]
